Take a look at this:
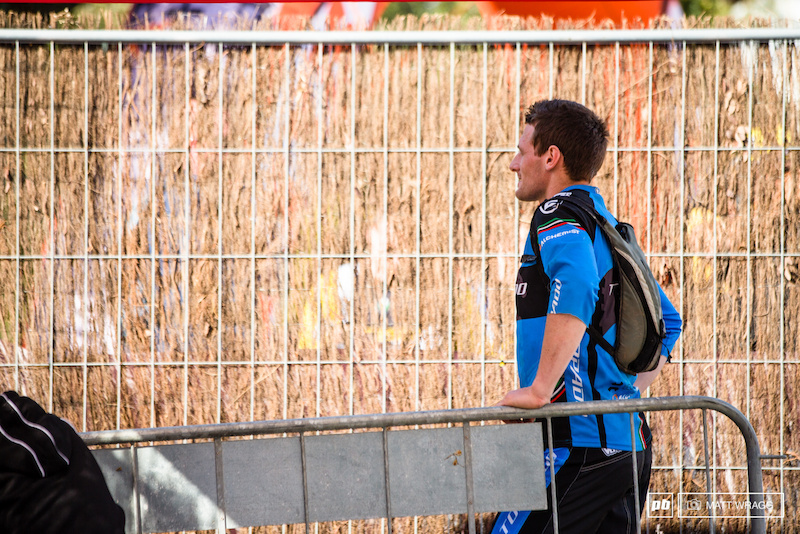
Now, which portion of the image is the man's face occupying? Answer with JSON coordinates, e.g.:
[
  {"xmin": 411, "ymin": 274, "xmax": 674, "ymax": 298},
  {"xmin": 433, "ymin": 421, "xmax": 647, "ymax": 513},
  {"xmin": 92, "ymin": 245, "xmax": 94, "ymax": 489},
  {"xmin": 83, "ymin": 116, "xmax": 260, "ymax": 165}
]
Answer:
[{"xmin": 510, "ymin": 124, "xmax": 547, "ymax": 202}]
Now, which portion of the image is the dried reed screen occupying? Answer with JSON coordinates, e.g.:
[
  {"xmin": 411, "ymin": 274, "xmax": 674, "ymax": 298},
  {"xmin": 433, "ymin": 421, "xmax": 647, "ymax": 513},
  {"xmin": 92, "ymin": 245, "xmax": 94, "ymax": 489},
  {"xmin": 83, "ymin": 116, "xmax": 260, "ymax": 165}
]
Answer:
[{"xmin": 1, "ymin": 14, "xmax": 800, "ymax": 534}]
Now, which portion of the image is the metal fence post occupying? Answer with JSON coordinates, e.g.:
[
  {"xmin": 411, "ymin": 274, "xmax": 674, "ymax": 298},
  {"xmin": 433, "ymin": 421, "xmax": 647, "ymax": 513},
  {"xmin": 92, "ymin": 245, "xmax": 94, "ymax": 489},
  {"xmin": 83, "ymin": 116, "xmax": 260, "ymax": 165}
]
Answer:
[{"xmin": 463, "ymin": 422, "xmax": 476, "ymax": 534}]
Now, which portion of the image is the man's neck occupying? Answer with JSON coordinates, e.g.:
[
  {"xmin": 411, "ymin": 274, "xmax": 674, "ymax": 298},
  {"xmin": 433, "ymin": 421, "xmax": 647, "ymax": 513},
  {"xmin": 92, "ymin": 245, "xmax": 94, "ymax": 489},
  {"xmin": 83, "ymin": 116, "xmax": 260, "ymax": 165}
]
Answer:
[{"xmin": 545, "ymin": 174, "xmax": 591, "ymax": 199}]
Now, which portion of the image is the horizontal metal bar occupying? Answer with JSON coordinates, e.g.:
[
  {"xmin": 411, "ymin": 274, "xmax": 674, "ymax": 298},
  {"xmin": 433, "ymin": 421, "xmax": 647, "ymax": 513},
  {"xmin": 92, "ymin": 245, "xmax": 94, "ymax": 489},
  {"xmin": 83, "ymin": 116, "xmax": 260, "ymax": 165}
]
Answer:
[
  {"xmin": 5, "ymin": 358, "xmax": 800, "ymax": 370},
  {"xmin": 0, "ymin": 146, "xmax": 516, "ymax": 155},
  {"xmin": 80, "ymin": 396, "xmax": 747, "ymax": 444},
  {"xmin": 3, "ymin": 28, "xmax": 800, "ymax": 45},
  {"xmin": 3, "ymin": 145, "xmax": 800, "ymax": 155},
  {"xmin": 653, "ymin": 465, "xmax": 750, "ymax": 470},
  {"xmin": 0, "ymin": 359, "xmax": 518, "ymax": 369},
  {"xmin": 0, "ymin": 253, "xmax": 521, "ymax": 261},
  {"xmin": 3, "ymin": 252, "xmax": 799, "ymax": 265}
]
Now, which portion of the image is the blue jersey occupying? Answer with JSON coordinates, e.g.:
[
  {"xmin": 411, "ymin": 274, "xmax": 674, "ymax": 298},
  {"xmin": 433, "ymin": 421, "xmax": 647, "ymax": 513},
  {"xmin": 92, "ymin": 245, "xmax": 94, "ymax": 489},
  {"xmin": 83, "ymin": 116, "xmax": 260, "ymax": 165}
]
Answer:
[{"xmin": 516, "ymin": 185, "xmax": 682, "ymax": 451}]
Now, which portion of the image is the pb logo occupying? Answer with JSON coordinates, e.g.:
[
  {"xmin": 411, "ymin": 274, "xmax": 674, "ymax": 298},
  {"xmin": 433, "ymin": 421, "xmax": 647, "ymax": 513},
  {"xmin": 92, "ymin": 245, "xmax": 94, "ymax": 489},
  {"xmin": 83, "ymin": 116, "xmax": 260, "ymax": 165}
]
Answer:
[
  {"xmin": 651, "ymin": 499, "xmax": 671, "ymax": 511},
  {"xmin": 648, "ymin": 493, "xmax": 674, "ymax": 518}
]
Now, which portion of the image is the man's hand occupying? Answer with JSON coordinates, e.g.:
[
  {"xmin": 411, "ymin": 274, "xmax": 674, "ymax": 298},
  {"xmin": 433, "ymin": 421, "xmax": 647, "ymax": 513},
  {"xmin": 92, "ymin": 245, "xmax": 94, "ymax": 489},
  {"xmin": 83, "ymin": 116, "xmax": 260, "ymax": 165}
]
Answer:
[{"xmin": 496, "ymin": 384, "xmax": 552, "ymax": 410}]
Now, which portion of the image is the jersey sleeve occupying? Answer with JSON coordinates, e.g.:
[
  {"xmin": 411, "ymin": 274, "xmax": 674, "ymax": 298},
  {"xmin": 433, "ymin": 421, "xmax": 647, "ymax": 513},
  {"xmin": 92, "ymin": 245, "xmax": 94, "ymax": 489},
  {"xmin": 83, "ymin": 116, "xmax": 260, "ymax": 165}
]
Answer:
[
  {"xmin": 658, "ymin": 285, "xmax": 682, "ymax": 359},
  {"xmin": 534, "ymin": 201, "xmax": 599, "ymax": 325}
]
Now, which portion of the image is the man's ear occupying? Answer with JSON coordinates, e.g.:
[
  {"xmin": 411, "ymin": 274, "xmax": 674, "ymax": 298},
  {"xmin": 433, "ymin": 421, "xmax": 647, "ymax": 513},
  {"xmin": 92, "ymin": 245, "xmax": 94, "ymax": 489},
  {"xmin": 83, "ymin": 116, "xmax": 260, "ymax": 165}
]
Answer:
[{"xmin": 544, "ymin": 145, "xmax": 562, "ymax": 170}]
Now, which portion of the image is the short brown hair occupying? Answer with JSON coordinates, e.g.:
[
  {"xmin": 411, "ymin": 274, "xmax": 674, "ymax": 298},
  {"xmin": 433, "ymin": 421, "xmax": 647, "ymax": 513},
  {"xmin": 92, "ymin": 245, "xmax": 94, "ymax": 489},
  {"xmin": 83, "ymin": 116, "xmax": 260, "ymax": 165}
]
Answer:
[{"xmin": 524, "ymin": 100, "xmax": 609, "ymax": 182}]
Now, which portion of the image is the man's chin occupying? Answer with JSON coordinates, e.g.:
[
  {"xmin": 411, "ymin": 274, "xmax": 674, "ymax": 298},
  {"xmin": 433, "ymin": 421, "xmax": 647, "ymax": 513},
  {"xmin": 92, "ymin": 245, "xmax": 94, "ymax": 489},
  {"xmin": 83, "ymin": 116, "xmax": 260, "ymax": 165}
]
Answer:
[{"xmin": 515, "ymin": 190, "xmax": 541, "ymax": 203}]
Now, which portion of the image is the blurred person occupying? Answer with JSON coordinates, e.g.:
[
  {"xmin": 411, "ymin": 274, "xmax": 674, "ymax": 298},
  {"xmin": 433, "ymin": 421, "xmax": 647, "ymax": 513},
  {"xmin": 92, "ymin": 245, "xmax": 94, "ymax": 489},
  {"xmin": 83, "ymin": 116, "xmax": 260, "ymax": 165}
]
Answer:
[
  {"xmin": 129, "ymin": 3, "xmax": 275, "ymax": 28},
  {"xmin": 492, "ymin": 100, "xmax": 682, "ymax": 534},
  {"xmin": 0, "ymin": 391, "xmax": 125, "ymax": 534}
]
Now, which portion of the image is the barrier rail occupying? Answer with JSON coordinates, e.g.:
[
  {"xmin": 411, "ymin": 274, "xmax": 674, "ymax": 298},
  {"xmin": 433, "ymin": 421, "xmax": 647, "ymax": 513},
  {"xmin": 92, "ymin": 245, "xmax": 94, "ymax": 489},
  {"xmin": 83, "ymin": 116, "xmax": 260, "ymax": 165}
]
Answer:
[
  {"xmin": 3, "ymin": 27, "xmax": 800, "ymax": 44},
  {"xmin": 82, "ymin": 396, "xmax": 765, "ymax": 534}
]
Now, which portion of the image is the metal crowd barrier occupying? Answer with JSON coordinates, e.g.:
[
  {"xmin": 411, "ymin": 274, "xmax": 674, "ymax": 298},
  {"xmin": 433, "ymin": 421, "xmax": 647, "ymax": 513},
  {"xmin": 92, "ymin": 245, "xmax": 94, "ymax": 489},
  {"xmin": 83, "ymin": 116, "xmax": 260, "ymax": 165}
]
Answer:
[{"xmin": 81, "ymin": 396, "xmax": 765, "ymax": 534}]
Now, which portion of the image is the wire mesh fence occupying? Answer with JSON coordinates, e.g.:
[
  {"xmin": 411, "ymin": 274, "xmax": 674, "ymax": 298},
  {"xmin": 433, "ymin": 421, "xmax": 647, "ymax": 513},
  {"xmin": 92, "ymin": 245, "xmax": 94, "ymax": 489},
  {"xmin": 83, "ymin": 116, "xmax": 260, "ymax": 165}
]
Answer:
[{"xmin": 1, "ymin": 22, "xmax": 799, "ymax": 532}]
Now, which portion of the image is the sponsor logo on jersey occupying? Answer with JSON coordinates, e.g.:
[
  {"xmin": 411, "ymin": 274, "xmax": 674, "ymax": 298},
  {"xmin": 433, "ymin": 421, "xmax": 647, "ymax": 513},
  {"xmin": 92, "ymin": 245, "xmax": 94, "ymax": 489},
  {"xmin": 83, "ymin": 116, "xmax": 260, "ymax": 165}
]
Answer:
[
  {"xmin": 494, "ymin": 510, "xmax": 521, "ymax": 534},
  {"xmin": 536, "ymin": 217, "xmax": 586, "ymax": 250},
  {"xmin": 539, "ymin": 199, "xmax": 561, "ymax": 214},
  {"xmin": 568, "ymin": 347, "xmax": 584, "ymax": 402},
  {"xmin": 515, "ymin": 282, "xmax": 528, "ymax": 297},
  {"xmin": 609, "ymin": 382, "xmax": 638, "ymax": 400},
  {"xmin": 537, "ymin": 217, "xmax": 583, "ymax": 234},
  {"xmin": 549, "ymin": 278, "xmax": 562, "ymax": 314},
  {"xmin": 539, "ymin": 228, "xmax": 581, "ymax": 249}
]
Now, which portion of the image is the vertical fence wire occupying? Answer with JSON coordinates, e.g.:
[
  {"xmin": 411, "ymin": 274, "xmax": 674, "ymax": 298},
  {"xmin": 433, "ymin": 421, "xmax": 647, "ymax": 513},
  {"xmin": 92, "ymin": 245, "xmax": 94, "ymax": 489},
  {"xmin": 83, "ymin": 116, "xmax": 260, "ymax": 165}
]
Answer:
[
  {"xmin": 513, "ymin": 42, "xmax": 520, "ymax": 390},
  {"xmin": 480, "ymin": 42, "xmax": 487, "ymax": 407},
  {"xmin": 48, "ymin": 40, "xmax": 55, "ymax": 412},
  {"xmin": 282, "ymin": 42, "xmax": 290, "ymax": 423},
  {"xmin": 348, "ymin": 42, "xmax": 356, "ymax": 419},
  {"xmin": 83, "ymin": 42, "xmax": 89, "ymax": 432},
  {"xmin": 415, "ymin": 42, "xmax": 422, "ymax": 413},
  {"xmin": 250, "ymin": 42, "xmax": 257, "ymax": 425},
  {"xmin": 702, "ymin": 408, "xmax": 716, "ymax": 533},
  {"xmin": 217, "ymin": 41, "xmax": 224, "ymax": 424},
  {"xmin": 315, "ymin": 42, "xmax": 323, "ymax": 420},
  {"xmin": 711, "ymin": 40, "xmax": 721, "ymax": 495},
  {"xmin": 646, "ymin": 41, "xmax": 653, "ymax": 259},
  {"xmin": 283, "ymin": 64, "xmax": 289, "ymax": 515},
  {"xmin": 548, "ymin": 42, "xmax": 554, "ymax": 99},
  {"xmin": 382, "ymin": 42, "xmax": 389, "ymax": 415},
  {"xmin": 678, "ymin": 39, "xmax": 688, "ymax": 531},
  {"xmin": 580, "ymin": 41, "xmax": 586, "ymax": 105},
  {"xmin": 116, "ymin": 42, "xmax": 123, "ymax": 431},
  {"xmin": 152, "ymin": 42, "xmax": 160, "ymax": 429},
  {"xmin": 779, "ymin": 37, "xmax": 788, "ymax": 534},
  {"xmin": 14, "ymin": 40, "xmax": 20, "ymax": 393},
  {"xmin": 745, "ymin": 40, "xmax": 755, "ymax": 426},
  {"xmin": 447, "ymin": 42, "xmax": 454, "ymax": 411},
  {"xmin": 413, "ymin": 40, "xmax": 423, "ymax": 534},
  {"xmin": 613, "ymin": 42, "xmax": 620, "ymax": 215},
  {"xmin": 183, "ymin": 41, "xmax": 191, "ymax": 428}
]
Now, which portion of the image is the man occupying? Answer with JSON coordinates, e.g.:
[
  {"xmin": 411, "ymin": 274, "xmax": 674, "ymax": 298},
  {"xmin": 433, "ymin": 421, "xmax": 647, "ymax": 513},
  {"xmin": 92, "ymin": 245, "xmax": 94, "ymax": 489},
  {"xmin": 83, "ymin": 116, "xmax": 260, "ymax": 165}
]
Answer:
[
  {"xmin": 0, "ymin": 391, "xmax": 125, "ymax": 534},
  {"xmin": 492, "ymin": 100, "xmax": 682, "ymax": 534}
]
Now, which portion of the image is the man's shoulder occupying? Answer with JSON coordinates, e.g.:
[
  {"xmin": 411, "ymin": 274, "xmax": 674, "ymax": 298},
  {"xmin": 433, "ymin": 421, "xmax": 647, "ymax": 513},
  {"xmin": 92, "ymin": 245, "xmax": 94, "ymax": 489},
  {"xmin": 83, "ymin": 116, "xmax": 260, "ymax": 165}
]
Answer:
[{"xmin": 532, "ymin": 189, "xmax": 598, "ymax": 234}]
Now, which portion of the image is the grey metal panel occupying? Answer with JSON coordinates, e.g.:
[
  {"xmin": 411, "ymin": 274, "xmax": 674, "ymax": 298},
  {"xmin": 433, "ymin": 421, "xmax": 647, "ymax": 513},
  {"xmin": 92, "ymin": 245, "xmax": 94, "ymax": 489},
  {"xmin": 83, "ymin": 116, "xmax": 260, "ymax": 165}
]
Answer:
[
  {"xmin": 387, "ymin": 427, "xmax": 467, "ymax": 517},
  {"xmin": 221, "ymin": 437, "xmax": 305, "ymax": 527},
  {"xmin": 470, "ymin": 423, "xmax": 547, "ymax": 513},
  {"xmin": 93, "ymin": 448, "xmax": 136, "ymax": 534},
  {"xmin": 136, "ymin": 442, "xmax": 218, "ymax": 533},
  {"xmin": 304, "ymin": 431, "xmax": 387, "ymax": 522}
]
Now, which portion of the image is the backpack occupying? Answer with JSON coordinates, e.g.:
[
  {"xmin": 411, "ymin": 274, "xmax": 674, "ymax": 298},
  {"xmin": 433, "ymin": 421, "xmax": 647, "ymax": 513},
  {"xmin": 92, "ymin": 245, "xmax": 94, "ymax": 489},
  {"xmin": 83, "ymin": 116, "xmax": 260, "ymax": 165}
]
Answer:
[{"xmin": 532, "ymin": 194, "xmax": 666, "ymax": 374}]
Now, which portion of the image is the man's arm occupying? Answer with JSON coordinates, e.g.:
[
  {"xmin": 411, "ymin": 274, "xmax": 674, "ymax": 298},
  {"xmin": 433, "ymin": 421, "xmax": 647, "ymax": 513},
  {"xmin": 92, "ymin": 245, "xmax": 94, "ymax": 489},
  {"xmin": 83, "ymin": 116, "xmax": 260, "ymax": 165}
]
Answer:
[
  {"xmin": 633, "ymin": 354, "xmax": 667, "ymax": 392},
  {"xmin": 497, "ymin": 313, "xmax": 585, "ymax": 409}
]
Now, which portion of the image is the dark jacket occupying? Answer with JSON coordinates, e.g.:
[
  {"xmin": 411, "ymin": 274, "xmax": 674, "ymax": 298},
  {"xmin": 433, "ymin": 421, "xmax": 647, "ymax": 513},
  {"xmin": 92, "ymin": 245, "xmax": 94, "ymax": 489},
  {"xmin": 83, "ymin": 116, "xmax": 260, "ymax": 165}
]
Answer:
[{"xmin": 0, "ymin": 391, "xmax": 125, "ymax": 534}]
